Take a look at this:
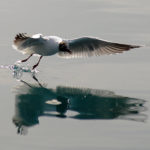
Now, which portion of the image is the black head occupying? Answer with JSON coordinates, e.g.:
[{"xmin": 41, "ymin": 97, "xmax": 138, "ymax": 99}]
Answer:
[{"xmin": 59, "ymin": 42, "xmax": 72, "ymax": 54}]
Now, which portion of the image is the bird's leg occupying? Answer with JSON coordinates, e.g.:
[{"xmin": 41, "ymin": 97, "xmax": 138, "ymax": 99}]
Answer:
[
  {"xmin": 32, "ymin": 56, "xmax": 43, "ymax": 70},
  {"xmin": 21, "ymin": 54, "xmax": 33, "ymax": 62}
]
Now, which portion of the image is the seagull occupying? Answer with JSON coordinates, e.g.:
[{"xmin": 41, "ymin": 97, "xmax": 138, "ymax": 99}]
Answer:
[{"xmin": 12, "ymin": 33, "xmax": 141, "ymax": 70}]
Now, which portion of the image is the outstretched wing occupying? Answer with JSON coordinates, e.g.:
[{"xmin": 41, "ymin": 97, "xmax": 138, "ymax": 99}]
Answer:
[
  {"xmin": 12, "ymin": 33, "xmax": 46, "ymax": 54},
  {"xmin": 58, "ymin": 37, "xmax": 141, "ymax": 58}
]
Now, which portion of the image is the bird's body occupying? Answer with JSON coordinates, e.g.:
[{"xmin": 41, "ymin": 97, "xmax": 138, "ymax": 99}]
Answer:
[
  {"xmin": 13, "ymin": 34, "xmax": 62, "ymax": 56},
  {"xmin": 13, "ymin": 33, "xmax": 141, "ymax": 69}
]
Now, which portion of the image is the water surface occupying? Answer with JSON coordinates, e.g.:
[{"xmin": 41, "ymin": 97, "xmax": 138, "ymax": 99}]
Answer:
[{"xmin": 0, "ymin": 0, "xmax": 150, "ymax": 150}]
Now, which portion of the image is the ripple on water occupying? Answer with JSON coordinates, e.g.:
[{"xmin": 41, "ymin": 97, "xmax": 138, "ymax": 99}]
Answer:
[{"xmin": 0, "ymin": 62, "xmax": 38, "ymax": 80}]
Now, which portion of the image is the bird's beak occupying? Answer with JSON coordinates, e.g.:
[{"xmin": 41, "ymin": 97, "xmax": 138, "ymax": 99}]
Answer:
[{"xmin": 66, "ymin": 49, "xmax": 72, "ymax": 54}]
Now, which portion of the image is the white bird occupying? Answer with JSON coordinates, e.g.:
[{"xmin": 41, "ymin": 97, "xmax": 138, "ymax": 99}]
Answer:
[{"xmin": 12, "ymin": 33, "xmax": 141, "ymax": 70}]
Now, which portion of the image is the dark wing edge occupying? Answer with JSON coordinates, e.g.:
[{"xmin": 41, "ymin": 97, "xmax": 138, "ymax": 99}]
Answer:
[{"xmin": 14, "ymin": 33, "xmax": 30, "ymax": 44}]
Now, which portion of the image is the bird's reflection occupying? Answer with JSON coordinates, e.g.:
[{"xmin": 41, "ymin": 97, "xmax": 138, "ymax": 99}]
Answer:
[{"xmin": 12, "ymin": 77, "xmax": 147, "ymax": 134}]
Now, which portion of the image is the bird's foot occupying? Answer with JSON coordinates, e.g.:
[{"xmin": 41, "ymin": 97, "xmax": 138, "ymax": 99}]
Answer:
[
  {"xmin": 68, "ymin": 50, "xmax": 72, "ymax": 54},
  {"xmin": 66, "ymin": 49, "xmax": 72, "ymax": 54}
]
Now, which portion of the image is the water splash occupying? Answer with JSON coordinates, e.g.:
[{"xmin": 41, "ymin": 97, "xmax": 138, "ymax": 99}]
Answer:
[{"xmin": 1, "ymin": 62, "xmax": 38, "ymax": 80}]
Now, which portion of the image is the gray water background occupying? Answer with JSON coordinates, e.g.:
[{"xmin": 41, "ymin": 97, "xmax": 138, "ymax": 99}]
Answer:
[{"xmin": 0, "ymin": 0, "xmax": 150, "ymax": 149}]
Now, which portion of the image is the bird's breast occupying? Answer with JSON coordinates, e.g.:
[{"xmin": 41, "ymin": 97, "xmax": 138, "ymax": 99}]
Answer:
[{"xmin": 40, "ymin": 36, "xmax": 62, "ymax": 56}]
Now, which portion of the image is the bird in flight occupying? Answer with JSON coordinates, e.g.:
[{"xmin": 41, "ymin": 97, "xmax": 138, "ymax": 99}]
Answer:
[{"xmin": 12, "ymin": 33, "xmax": 141, "ymax": 70}]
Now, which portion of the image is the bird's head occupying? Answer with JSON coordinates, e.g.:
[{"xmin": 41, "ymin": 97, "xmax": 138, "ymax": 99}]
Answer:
[{"xmin": 59, "ymin": 42, "xmax": 72, "ymax": 54}]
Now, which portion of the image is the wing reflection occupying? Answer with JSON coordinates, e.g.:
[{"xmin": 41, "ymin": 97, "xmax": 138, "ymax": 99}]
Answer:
[{"xmin": 13, "ymin": 80, "xmax": 147, "ymax": 134}]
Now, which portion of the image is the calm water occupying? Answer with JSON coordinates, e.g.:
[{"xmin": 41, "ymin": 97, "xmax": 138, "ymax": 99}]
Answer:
[{"xmin": 0, "ymin": 0, "xmax": 150, "ymax": 149}]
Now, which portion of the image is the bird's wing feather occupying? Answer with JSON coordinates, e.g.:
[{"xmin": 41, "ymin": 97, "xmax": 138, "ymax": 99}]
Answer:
[
  {"xmin": 58, "ymin": 37, "xmax": 140, "ymax": 58},
  {"xmin": 20, "ymin": 37, "xmax": 45, "ymax": 50},
  {"xmin": 13, "ymin": 33, "xmax": 47, "ymax": 54}
]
